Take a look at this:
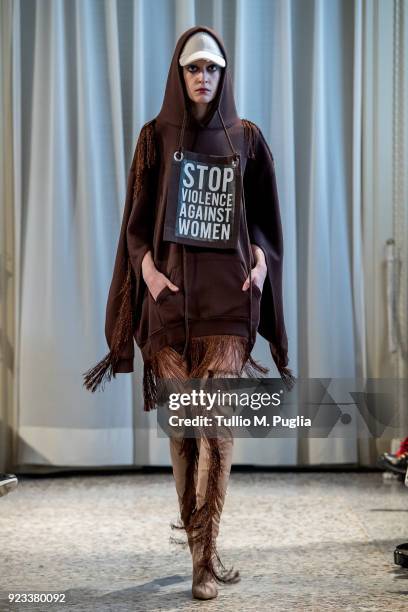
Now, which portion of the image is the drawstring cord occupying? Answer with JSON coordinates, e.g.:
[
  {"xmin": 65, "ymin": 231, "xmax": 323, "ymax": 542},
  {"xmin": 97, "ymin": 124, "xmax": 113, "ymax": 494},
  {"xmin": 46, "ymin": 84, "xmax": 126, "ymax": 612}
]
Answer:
[
  {"xmin": 175, "ymin": 108, "xmax": 254, "ymax": 362},
  {"xmin": 216, "ymin": 109, "xmax": 239, "ymax": 162},
  {"xmin": 175, "ymin": 109, "xmax": 188, "ymax": 160},
  {"xmin": 177, "ymin": 110, "xmax": 189, "ymax": 362}
]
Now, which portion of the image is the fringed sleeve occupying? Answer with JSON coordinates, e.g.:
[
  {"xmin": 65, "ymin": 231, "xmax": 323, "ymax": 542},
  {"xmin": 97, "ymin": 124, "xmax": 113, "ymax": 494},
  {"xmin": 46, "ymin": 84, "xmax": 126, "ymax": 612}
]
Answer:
[
  {"xmin": 126, "ymin": 121, "xmax": 159, "ymax": 326},
  {"xmin": 242, "ymin": 119, "xmax": 296, "ymax": 391},
  {"xmin": 83, "ymin": 120, "xmax": 158, "ymax": 391}
]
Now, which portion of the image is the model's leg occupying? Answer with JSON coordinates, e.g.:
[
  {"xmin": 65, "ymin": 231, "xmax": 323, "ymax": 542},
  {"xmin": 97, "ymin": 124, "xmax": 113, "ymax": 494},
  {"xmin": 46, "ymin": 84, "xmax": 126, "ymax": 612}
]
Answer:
[
  {"xmin": 195, "ymin": 424, "xmax": 234, "ymax": 540},
  {"xmin": 169, "ymin": 436, "xmax": 198, "ymax": 533},
  {"xmin": 191, "ymin": 432, "xmax": 235, "ymax": 598},
  {"xmin": 195, "ymin": 368, "xmax": 237, "ymax": 542},
  {"xmin": 155, "ymin": 344, "xmax": 237, "ymax": 543},
  {"xmin": 152, "ymin": 346, "xmax": 198, "ymax": 544},
  {"xmin": 153, "ymin": 340, "xmax": 242, "ymax": 601},
  {"xmin": 190, "ymin": 361, "xmax": 241, "ymax": 600}
]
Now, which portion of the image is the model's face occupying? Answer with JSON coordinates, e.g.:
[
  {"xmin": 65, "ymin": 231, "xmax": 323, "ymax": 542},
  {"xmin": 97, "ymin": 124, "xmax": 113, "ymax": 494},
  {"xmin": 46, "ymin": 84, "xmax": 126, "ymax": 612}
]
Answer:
[{"xmin": 182, "ymin": 59, "xmax": 222, "ymax": 104}]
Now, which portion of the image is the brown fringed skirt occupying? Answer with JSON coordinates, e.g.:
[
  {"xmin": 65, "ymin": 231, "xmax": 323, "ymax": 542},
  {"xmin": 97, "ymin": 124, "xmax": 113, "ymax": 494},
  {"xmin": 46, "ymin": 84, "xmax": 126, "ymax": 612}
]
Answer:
[{"xmin": 151, "ymin": 334, "xmax": 268, "ymax": 585}]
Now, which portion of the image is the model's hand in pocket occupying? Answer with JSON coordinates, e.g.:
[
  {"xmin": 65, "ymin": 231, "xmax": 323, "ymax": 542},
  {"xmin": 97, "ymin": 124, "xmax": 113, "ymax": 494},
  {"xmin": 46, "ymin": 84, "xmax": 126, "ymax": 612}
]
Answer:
[
  {"xmin": 242, "ymin": 262, "xmax": 267, "ymax": 294},
  {"xmin": 148, "ymin": 270, "xmax": 180, "ymax": 302},
  {"xmin": 242, "ymin": 244, "xmax": 267, "ymax": 293},
  {"xmin": 142, "ymin": 251, "xmax": 179, "ymax": 302}
]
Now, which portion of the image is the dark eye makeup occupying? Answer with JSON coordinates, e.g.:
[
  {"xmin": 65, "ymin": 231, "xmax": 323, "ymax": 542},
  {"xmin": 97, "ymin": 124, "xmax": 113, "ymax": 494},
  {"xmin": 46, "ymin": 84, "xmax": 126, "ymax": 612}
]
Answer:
[{"xmin": 186, "ymin": 63, "xmax": 220, "ymax": 73}]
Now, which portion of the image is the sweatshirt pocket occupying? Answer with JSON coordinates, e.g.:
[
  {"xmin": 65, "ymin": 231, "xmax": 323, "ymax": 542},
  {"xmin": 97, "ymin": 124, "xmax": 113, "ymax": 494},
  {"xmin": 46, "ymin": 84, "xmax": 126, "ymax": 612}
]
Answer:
[
  {"xmin": 251, "ymin": 281, "xmax": 262, "ymax": 300},
  {"xmin": 135, "ymin": 270, "xmax": 185, "ymax": 344},
  {"xmin": 155, "ymin": 266, "xmax": 185, "ymax": 329},
  {"xmin": 250, "ymin": 280, "xmax": 262, "ymax": 328},
  {"xmin": 187, "ymin": 253, "xmax": 251, "ymax": 320},
  {"xmin": 135, "ymin": 283, "xmax": 163, "ymax": 345}
]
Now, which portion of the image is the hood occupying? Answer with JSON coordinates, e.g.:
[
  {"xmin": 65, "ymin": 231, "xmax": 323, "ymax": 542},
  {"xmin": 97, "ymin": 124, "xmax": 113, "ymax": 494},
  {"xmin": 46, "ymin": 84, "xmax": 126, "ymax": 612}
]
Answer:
[{"xmin": 156, "ymin": 25, "xmax": 239, "ymax": 129}]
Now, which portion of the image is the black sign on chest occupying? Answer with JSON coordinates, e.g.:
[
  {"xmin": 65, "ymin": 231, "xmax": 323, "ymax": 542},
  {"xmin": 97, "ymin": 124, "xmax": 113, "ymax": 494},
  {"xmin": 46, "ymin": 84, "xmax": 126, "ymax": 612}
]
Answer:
[{"xmin": 164, "ymin": 151, "xmax": 242, "ymax": 250}]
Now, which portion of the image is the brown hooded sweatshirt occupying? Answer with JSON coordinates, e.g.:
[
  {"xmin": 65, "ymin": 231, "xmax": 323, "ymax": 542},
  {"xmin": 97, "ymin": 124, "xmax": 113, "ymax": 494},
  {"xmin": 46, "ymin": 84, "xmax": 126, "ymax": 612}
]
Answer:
[{"xmin": 83, "ymin": 25, "xmax": 295, "ymax": 409}]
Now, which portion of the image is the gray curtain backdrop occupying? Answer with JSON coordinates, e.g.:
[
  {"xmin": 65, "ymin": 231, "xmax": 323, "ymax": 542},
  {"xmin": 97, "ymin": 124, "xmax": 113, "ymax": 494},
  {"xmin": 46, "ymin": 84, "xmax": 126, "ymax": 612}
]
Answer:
[{"xmin": 1, "ymin": 0, "xmax": 407, "ymax": 472}]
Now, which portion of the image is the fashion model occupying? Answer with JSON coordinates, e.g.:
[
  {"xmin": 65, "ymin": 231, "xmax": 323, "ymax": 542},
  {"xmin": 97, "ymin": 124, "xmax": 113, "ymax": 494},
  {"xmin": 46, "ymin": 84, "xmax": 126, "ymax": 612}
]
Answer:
[{"xmin": 83, "ymin": 26, "xmax": 294, "ymax": 600}]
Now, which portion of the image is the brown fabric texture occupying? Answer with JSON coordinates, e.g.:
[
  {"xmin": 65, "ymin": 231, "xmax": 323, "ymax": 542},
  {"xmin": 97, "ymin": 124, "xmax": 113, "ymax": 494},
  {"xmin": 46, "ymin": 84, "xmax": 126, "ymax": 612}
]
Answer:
[{"xmin": 83, "ymin": 25, "xmax": 296, "ymax": 406}]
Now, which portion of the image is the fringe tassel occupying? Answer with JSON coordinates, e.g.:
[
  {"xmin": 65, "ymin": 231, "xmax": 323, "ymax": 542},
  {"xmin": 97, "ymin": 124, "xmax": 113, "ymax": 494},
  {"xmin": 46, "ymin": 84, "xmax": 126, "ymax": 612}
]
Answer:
[
  {"xmin": 169, "ymin": 437, "xmax": 199, "ymax": 545},
  {"xmin": 269, "ymin": 341, "xmax": 297, "ymax": 392},
  {"xmin": 242, "ymin": 118, "xmax": 258, "ymax": 159},
  {"xmin": 168, "ymin": 437, "xmax": 196, "ymax": 549},
  {"xmin": 277, "ymin": 364, "xmax": 297, "ymax": 392},
  {"xmin": 188, "ymin": 335, "xmax": 269, "ymax": 379},
  {"xmin": 246, "ymin": 354, "xmax": 269, "ymax": 376},
  {"xmin": 143, "ymin": 361, "xmax": 158, "ymax": 412},
  {"xmin": 134, "ymin": 120, "xmax": 157, "ymax": 199},
  {"xmin": 82, "ymin": 352, "xmax": 115, "ymax": 393},
  {"xmin": 82, "ymin": 259, "xmax": 134, "ymax": 392}
]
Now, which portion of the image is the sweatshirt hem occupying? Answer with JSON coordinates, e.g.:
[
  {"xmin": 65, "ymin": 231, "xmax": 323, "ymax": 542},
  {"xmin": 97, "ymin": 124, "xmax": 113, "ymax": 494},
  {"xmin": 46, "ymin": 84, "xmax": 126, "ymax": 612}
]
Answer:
[{"xmin": 138, "ymin": 317, "xmax": 253, "ymax": 361}]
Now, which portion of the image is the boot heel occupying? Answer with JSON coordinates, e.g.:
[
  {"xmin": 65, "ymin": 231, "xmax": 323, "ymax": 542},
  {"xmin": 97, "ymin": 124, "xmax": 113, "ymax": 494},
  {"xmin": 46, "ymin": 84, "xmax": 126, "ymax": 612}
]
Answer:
[
  {"xmin": 192, "ymin": 579, "xmax": 218, "ymax": 600},
  {"xmin": 191, "ymin": 548, "xmax": 218, "ymax": 600}
]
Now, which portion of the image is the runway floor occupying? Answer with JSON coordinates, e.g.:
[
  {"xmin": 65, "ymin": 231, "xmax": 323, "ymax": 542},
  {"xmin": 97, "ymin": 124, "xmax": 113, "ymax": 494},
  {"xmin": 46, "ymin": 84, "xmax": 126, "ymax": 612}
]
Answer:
[{"xmin": 1, "ymin": 471, "xmax": 408, "ymax": 611}]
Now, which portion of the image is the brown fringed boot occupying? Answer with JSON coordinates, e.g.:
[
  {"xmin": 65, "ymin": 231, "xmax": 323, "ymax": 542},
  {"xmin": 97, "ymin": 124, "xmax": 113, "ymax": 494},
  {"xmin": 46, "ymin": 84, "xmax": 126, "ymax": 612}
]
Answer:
[
  {"xmin": 190, "ymin": 434, "xmax": 237, "ymax": 600},
  {"xmin": 169, "ymin": 436, "xmax": 198, "ymax": 535},
  {"xmin": 168, "ymin": 434, "xmax": 238, "ymax": 600}
]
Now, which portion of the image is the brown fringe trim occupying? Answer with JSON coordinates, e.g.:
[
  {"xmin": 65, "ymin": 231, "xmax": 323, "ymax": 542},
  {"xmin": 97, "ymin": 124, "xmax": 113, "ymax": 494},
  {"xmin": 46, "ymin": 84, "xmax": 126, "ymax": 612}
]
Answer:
[
  {"xmin": 83, "ymin": 121, "xmax": 158, "ymax": 394},
  {"xmin": 188, "ymin": 334, "xmax": 269, "ymax": 379},
  {"xmin": 277, "ymin": 365, "xmax": 297, "ymax": 391},
  {"xmin": 191, "ymin": 437, "xmax": 238, "ymax": 585},
  {"xmin": 189, "ymin": 435, "xmax": 240, "ymax": 585},
  {"xmin": 82, "ymin": 258, "xmax": 134, "ymax": 392},
  {"xmin": 143, "ymin": 335, "xmax": 270, "ymax": 412},
  {"xmin": 133, "ymin": 120, "xmax": 157, "ymax": 200},
  {"xmin": 269, "ymin": 341, "xmax": 297, "ymax": 392},
  {"xmin": 143, "ymin": 360, "xmax": 158, "ymax": 412},
  {"xmin": 242, "ymin": 118, "xmax": 258, "ymax": 159},
  {"xmin": 169, "ymin": 437, "xmax": 199, "ymax": 547}
]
